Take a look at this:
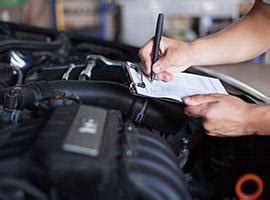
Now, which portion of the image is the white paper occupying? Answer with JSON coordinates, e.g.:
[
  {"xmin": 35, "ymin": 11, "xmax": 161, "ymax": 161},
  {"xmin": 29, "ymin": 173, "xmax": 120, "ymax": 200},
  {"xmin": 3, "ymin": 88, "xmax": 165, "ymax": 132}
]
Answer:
[{"xmin": 126, "ymin": 62, "xmax": 227, "ymax": 102}]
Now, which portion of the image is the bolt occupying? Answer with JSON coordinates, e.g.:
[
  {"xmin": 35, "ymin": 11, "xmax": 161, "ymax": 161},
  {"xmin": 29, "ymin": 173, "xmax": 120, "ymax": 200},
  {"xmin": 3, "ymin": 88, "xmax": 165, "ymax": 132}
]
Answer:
[
  {"xmin": 181, "ymin": 138, "xmax": 189, "ymax": 145},
  {"xmin": 126, "ymin": 150, "xmax": 132, "ymax": 156}
]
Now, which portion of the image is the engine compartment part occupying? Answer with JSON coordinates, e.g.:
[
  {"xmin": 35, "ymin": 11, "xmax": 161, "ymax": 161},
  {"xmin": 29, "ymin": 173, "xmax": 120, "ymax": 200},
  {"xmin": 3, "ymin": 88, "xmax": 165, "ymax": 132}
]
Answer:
[
  {"xmin": 0, "ymin": 81, "xmax": 186, "ymax": 134},
  {"xmin": 1, "ymin": 102, "xmax": 190, "ymax": 200},
  {"xmin": 0, "ymin": 21, "xmax": 269, "ymax": 199},
  {"xmin": 235, "ymin": 173, "xmax": 264, "ymax": 200}
]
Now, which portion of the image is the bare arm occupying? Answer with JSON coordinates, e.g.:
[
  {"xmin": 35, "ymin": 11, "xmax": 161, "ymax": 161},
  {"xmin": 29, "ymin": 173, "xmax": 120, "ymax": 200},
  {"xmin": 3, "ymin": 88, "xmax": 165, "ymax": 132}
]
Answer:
[
  {"xmin": 183, "ymin": 94, "xmax": 270, "ymax": 137},
  {"xmin": 248, "ymin": 104, "xmax": 270, "ymax": 136},
  {"xmin": 139, "ymin": 1, "xmax": 270, "ymax": 137},
  {"xmin": 139, "ymin": 0, "xmax": 270, "ymax": 81},
  {"xmin": 191, "ymin": 0, "xmax": 270, "ymax": 66}
]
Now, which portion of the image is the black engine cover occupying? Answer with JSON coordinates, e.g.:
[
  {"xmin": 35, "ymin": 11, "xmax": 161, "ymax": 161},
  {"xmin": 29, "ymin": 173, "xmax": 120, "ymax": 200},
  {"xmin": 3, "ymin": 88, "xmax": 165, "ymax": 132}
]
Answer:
[{"xmin": 27, "ymin": 103, "xmax": 190, "ymax": 199}]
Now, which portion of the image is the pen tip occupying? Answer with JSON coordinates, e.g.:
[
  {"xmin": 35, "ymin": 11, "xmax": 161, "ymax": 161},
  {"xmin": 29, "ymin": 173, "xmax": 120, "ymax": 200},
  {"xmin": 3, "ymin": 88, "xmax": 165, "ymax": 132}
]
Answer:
[{"xmin": 150, "ymin": 73, "xmax": 155, "ymax": 82}]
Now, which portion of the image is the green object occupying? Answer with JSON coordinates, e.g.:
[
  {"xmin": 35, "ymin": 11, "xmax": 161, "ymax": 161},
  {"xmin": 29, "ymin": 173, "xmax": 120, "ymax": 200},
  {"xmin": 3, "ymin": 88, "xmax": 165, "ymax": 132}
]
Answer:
[{"xmin": 0, "ymin": 0, "xmax": 28, "ymax": 8}]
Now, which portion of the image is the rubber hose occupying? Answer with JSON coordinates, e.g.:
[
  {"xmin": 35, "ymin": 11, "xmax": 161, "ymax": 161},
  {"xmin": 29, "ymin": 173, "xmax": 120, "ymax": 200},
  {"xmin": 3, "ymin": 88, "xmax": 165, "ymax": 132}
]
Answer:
[
  {"xmin": 49, "ymin": 81, "xmax": 187, "ymax": 134},
  {"xmin": 0, "ymin": 81, "xmax": 186, "ymax": 134},
  {"xmin": 0, "ymin": 39, "xmax": 64, "ymax": 53}
]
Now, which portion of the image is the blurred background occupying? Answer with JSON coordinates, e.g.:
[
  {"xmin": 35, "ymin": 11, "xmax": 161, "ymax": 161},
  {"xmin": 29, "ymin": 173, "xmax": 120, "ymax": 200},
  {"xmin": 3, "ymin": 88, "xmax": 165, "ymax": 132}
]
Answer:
[{"xmin": 0, "ymin": 0, "xmax": 255, "ymax": 45}]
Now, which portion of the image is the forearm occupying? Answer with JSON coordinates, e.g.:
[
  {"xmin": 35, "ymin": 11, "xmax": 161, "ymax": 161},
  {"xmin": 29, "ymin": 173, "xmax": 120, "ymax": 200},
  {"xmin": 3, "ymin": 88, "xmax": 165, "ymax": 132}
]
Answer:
[
  {"xmin": 190, "ymin": 1, "xmax": 270, "ymax": 66},
  {"xmin": 248, "ymin": 104, "xmax": 270, "ymax": 136}
]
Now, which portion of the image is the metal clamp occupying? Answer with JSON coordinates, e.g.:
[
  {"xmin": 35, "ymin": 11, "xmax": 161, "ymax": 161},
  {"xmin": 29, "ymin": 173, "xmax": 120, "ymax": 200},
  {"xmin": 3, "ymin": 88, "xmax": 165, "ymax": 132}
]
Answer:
[
  {"xmin": 79, "ymin": 60, "xmax": 96, "ymax": 81},
  {"xmin": 86, "ymin": 55, "xmax": 122, "ymax": 67},
  {"xmin": 134, "ymin": 100, "xmax": 148, "ymax": 123},
  {"xmin": 62, "ymin": 64, "xmax": 76, "ymax": 80}
]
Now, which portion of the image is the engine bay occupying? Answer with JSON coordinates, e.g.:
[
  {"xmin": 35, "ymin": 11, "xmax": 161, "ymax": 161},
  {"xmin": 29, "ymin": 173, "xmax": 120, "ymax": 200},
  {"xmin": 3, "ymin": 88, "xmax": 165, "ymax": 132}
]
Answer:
[{"xmin": 0, "ymin": 21, "xmax": 269, "ymax": 200}]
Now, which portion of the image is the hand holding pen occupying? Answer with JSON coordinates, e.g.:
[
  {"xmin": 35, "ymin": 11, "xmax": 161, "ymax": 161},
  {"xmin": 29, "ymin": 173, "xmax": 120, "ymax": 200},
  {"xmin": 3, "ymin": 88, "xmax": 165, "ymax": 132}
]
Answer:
[
  {"xmin": 139, "ymin": 15, "xmax": 194, "ymax": 82},
  {"xmin": 139, "ymin": 13, "xmax": 174, "ymax": 82}
]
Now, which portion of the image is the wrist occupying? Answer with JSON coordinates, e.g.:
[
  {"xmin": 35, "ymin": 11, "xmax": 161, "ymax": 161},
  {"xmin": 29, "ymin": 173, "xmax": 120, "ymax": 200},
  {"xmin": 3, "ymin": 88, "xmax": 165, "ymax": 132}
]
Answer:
[
  {"xmin": 246, "ymin": 105, "xmax": 270, "ymax": 136},
  {"xmin": 244, "ymin": 105, "xmax": 259, "ymax": 135},
  {"xmin": 244, "ymin": 104, "xmax": 270, "ymax": 136},
  {"xmin": 189, "ymin": 40, "xmax": 203, "ymax": 66}
]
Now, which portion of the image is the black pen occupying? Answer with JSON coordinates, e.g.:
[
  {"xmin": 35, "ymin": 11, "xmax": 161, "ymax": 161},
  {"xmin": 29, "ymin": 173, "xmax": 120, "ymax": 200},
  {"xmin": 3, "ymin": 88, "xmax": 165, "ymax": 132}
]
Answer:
[{"xmin": 151, "ymin": 13, "xmax": 164, "ymax": 82}]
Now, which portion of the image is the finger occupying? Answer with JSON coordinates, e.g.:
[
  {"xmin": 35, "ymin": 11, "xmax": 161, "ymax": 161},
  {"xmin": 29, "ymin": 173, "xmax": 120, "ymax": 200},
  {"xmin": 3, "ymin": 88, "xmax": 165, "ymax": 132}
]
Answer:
[
  {"xmin": 162, "ymin": 71, "xmax": 174, "ymax": 82},
  {"xmin": 184, "ymin": 104, "xmax": 207, "ymax": 118},
  {"xmin": 152, "ymin": 50, "xmax": 175, "ymax": 74},
  {"xmin": 182, "ymin": 94, "xmax": 220, "ymax": 106},
  {"xmin": 141, "ymin": 56, "xmax": 152, "ymax": 75},
  {"xmin": 155, "ymin": 71, "xmax": 174, "ymax": 82},
  {"xmin": 139, "ymin": 50, "xmax": 152, "ymax": 75},
  {"xmin": 138, "ymin": 39, "xmax": 154, "ymax": 75},
  {"xmin": 202, "ymin": 121, "xmax": 213, "ymax": 134},
  {"xmin": 206, "ymin": 132, "xmax": 218, "ymax": 137}
]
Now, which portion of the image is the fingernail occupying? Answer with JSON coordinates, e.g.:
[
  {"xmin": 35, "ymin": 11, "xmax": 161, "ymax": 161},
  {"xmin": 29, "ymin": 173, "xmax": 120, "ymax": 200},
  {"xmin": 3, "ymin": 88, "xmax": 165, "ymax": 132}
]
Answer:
[
  {"xmin": 153, "ymin": 64, "xmax": 161, "ymax": 73},
  {"xmin": 164, "ymin": 76, "xmax": 170, "ymax": 82}
]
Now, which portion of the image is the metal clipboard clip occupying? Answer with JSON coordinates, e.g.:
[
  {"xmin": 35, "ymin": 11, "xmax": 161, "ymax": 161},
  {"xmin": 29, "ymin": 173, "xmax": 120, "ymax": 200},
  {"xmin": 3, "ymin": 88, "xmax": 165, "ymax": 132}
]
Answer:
[{"xmin": 129, "ymin": 63, "xmax": 146, "ymax": 89}]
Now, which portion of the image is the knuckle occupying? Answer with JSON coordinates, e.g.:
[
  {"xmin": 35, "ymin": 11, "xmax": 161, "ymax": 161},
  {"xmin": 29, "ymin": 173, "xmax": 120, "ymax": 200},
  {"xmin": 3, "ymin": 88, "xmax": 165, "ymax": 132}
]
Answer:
[
  {"xmin": 158, "ymin": 64, "xmax": 165, "ymax": 70},
  {"xmin": 202, "ymin": 122, "xmax": 211, "ymax": 132},
  {"xmin": 205, "ymin": 110, "xmax": 212, "ymax": 121},
  {"xmin": 184, "ymin": 107, "xmax": 195, "ymax": 117},
  {"xmin": 204, "ymin": 106, "xmax": 215, "ymax": 119},
  {"xmin": 138, "ymin": 49, "xmax": 144, "ymax": 57},
  {"xmin": 203, "ymin": 110, "xmax": 212, "ymax": 120},
  {"xmin": 155, "ymin": 73, "xmax": 162, "ymax": 80},
  {"xmin": 160, "ymin": 72, "xmax": 167, "ymax": 79}
]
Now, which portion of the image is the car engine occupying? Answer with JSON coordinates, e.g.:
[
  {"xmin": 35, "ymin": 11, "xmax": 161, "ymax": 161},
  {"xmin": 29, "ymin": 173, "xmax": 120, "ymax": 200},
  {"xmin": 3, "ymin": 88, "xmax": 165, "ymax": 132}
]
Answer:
[{"xmin": 0, "ymin": 21, "xmax": 269, "ymax": 200}]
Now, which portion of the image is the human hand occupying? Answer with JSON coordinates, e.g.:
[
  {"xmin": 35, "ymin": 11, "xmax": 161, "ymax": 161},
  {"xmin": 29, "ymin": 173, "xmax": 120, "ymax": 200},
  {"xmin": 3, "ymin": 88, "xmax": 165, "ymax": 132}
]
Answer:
[
  {"xmin": 183, "ymin": 94, "xmax": 256, "ymax": 137},
  {"xmin": 138, "ymin": 36, "xmax": 194, "ymax": 82}
]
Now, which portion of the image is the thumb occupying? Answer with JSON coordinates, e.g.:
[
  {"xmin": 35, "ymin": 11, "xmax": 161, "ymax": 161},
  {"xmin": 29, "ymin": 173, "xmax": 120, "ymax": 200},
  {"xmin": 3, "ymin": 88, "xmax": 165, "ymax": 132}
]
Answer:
[
  {"xmin": 152, "ymin": 53, "xmax": 172, "ymax": 73},
  {"xmin": 183, "ymin": 94, "xmax": 219, "ymax": 106}
]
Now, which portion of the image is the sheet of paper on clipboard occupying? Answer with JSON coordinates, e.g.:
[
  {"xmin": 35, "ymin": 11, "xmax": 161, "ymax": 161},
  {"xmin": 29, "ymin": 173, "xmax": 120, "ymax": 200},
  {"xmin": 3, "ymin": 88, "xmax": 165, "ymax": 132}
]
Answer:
[{"xmin": 125, "ymin": 62, "xmax": 227, "ymax": 102}]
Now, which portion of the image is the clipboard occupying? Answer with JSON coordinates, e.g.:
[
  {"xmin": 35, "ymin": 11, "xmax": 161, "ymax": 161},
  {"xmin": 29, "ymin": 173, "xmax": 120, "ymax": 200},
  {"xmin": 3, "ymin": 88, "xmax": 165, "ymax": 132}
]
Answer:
[{"xmin": 124, "ymin": 62, "xmax": 228, "ymax": 103}]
